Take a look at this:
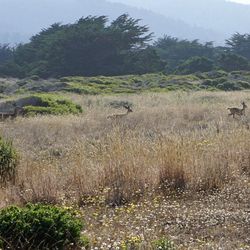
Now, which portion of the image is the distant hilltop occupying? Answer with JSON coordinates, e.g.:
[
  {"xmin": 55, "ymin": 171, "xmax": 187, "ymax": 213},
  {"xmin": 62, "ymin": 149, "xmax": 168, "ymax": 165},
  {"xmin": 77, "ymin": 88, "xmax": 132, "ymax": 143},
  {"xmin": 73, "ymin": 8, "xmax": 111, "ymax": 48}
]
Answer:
[
  {"xmin": 0, "ymin": 0, "xmax": 241, "ymax": 44},
  {"xmin": 109, "ymin": 0, "xmax": 250, "ymax": 42}
]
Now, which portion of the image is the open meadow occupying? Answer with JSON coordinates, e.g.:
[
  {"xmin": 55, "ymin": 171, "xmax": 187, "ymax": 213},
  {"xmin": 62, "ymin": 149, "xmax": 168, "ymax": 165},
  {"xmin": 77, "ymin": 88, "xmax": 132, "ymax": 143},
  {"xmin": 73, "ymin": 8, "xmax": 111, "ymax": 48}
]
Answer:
[
  {"xmin": 1, "ymin": 5, "xmax": 250, "ymax": 248},
  {"xmin": 0, "ymin": 90, "xmax": 249, "ymax": 249}
]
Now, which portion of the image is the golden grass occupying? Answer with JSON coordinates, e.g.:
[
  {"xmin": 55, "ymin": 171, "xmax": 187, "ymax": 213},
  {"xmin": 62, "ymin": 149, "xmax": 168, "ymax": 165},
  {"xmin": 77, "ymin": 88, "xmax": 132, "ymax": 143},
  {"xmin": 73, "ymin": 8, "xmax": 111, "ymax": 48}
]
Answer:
[
  {"xmin": 0, "ymin": 91, "xmax": 249, "ymax": 205},
  {"xmin": 0, "ymin": 91, "xmax": 249, "ymax": 248}
]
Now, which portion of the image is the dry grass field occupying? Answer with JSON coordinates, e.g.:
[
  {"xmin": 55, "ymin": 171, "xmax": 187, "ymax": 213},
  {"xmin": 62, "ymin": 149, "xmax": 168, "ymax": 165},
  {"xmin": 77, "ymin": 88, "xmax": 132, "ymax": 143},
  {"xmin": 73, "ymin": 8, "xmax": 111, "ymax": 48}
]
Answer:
[{"xmin": 0, "ymin": 91, "xmax": 250, "ymax": 249}]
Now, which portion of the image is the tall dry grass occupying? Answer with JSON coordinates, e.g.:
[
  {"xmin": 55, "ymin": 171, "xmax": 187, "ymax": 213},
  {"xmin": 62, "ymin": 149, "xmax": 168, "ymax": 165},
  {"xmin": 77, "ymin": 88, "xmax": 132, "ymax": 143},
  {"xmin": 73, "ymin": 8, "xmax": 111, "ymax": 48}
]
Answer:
[{"xmin": 0, "ymin": 91, "xmax": 250, "ymax": 207}]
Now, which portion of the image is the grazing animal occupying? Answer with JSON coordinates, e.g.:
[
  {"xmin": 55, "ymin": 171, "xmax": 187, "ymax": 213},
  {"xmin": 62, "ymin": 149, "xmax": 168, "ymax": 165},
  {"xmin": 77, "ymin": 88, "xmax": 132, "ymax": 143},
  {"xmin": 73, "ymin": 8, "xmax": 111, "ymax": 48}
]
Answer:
[
  {"xmin": 107, "ymin": 105, "xmax": 133, "ymax": 119},
  {"xmin": 228, "ymin": 102, "xmax": 247, "ymax": 118},
  {"xmin": 0, "ymin": 106, "xmax": 24, "ymax": 120}
]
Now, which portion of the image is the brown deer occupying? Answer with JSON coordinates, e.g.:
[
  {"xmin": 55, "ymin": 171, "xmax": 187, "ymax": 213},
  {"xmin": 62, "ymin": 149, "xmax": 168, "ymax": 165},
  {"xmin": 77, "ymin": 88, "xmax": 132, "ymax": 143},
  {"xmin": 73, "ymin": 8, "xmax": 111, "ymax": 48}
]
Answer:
[
  {"xmin": 107, "ymin": 105, "xmax": 133, "ymax": 119},
  {"xmin": 228, "ymin": 102, "xmax": 247, "ymax": 118},
  {"xmin": 0, "ymin": 105, "xmax": 24, "ymax": 120}
]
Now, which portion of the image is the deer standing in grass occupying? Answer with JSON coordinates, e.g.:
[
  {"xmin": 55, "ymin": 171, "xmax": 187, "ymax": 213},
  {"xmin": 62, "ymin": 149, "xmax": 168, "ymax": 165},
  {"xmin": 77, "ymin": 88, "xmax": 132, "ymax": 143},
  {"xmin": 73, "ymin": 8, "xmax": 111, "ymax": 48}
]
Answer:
[
  {"xmin": 228, "ymin": 102, "xmax": 247, "ymax": 118},
  {"xmin": 107, "ymin": 105, "xmax": 133, "ymax": 119}
]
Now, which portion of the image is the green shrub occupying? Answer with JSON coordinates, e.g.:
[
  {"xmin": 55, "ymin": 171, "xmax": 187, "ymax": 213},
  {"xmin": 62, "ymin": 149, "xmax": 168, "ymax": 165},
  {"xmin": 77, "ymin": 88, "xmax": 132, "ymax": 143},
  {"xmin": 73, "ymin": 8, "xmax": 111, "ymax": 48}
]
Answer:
[
  {"xmin": 28, "ymin": 75, "xmax": 40, "ymax": 81},
  {"xmin": 22, "ymin": 94, "xmax": 83, "ymax": 116},
  {"xmin": 201, "ymin": 79, "xmax": 218, "ymax": 88},
  {"xmin": 217, "ymin": 53, "xmax": 249, "ymax": 72},
  {"xmin": 216, "ymin": 77, "xmax": 227, "ymax": 84},
  {"xmin": 0, "ymin": 137, "xmax": 18, "ymax": 185},
  {"xmin": 0, "ymin": 204, "xmax": 88, "ymax": 249},
  {"xmin": 206, "ymin": 70, "xmax": 228, "ymax": 79},
  {"xmin": 217, "ymin": 81, "xmax": 242, "ymax": 91},
  {"xmin": 152, "ymin": 237, "xmax": 175, "ymax": 250},
  {"xmin": 66, "ymin": 85, "xmax": 100, "ymax": 95},
  {"xmin": 237, "ymin": 80, "xmax": 250, "ymax": 89},
  {"xmin": 176, "ymin": 56, "xmax": 214, "ymax": 74}
]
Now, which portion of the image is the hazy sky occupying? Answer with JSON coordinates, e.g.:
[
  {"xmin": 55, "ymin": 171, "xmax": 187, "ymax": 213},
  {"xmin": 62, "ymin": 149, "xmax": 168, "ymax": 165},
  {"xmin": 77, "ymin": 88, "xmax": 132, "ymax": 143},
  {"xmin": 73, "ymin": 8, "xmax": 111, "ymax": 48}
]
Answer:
[
  {"xmin": 112, "ymin": 0, "xmax": 250, "ymax": 4},
  {"xmin": 231, "ymin": 0, "xmax": 250, "ymax": 3}
]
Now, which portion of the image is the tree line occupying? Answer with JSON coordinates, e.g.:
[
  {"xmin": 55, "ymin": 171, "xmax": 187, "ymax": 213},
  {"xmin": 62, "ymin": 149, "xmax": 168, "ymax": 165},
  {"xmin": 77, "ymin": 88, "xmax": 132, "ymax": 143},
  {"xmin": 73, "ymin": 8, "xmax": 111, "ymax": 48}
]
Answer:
[{"xmin": 0, "ymin": 14, "xmax": 250, "ymax": 78}]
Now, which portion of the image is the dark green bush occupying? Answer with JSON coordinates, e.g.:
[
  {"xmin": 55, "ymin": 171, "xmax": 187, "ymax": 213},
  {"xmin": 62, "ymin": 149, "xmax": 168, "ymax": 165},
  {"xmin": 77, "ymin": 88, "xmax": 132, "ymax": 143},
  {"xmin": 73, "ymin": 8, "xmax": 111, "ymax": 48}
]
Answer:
[
  {"xmin": 216, "ymin": 77, "xmax": 228, "ymax": 84},
  {"xmin": 176, "ymin": 56, "xmax": 214, "ymax": 75},
  {"xmin": 217, "ymin": 81, "xmax": 242, "ymax": 91},
  {"xmin": 0, "ymin": 137, "xmax": 18, "ymax": 185},
  {"xmin": 0, "ymin": 204, "xmax": 88, "ymax": 249},
  {"xmin": 206, "ymin": 70, "xmax": 228, "ymax": 79},
  {"xmin": 237, "ymin": 80, "xmax": 250, "ymax": 89},
  {"xmin": 217, "ymin": 53, "xmax": 249, "ymax": 72},
  {"xmin": 28, "ymin": 75, "xmax": 40, "ymax": 81},
  {"xmin": 201, "ymin": 79, "xmax": 218, "ymax": 88}
]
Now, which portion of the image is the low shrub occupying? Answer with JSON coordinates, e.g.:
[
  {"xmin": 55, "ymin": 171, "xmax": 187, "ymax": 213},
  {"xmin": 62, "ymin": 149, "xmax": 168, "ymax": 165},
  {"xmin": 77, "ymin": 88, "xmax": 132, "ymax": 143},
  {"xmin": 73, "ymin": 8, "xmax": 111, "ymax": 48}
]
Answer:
[
  {"xmin": 176, "ymin": 56, "xmax": 214, "ymax": 75},
  {"xmin": 216, "ymin": 77, "xmax": 228, "ymax": 84},
  {"xmin": 21, "ymin": 94, "xmax": 83, "ymax": 116},
  {"xmin": 217, "ymin": 81, "xmax": 242, "ymax": 91},
  {"xmin": 0, "ymin": 204, "xmax": 88, "ymax": 249},
  {"xmin": 28, "ymin": 75, "xmax": 40, "ymax": 81},
  {"xmin": 237, "ymin": 80, "xmax": 250, "ymax": 89},
  {"xmin": 201, "ymin": 79, "xmax": 218, "ymax": 88},
  {"xmin": 0, "ymin": 136, "xmax": 18, "ymax": 185},
  {"xmin": 206, "ymin": 70, "xmax": 228, "ymax": 79}
]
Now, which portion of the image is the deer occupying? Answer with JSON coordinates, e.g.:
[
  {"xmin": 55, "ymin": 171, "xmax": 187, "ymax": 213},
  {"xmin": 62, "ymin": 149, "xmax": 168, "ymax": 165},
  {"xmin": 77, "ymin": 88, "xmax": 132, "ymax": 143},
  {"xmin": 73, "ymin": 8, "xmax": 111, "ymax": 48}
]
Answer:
[
  {"xmin": 228, "ymin": 102, "xmax": 247, "ymax": 118},
  {"xmin": 107, "ymin": 105, "xmax": 133, "ymax": 119},
  {"xmin": 0, "ymin": 105, "xmax": 25, "ymax": 120}
]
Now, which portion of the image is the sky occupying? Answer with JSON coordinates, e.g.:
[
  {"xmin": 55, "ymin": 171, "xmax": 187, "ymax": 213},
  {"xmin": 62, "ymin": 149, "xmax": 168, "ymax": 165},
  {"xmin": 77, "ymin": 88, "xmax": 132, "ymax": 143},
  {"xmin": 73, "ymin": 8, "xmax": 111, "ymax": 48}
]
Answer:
[
  {"xmin": 112, "ymin": 0, "xmax": 250, "ymax": 4},
  {"xmin": 231, "ymin": 0, "xmax": 250, "ymax": 3}
]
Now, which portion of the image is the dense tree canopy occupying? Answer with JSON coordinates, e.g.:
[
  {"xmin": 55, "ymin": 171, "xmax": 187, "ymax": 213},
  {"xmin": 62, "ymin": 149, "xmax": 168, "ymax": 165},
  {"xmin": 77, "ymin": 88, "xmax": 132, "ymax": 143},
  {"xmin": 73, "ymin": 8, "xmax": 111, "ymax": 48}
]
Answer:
[
  {"xmin": 0, "ymin": 44, "xmax": 13, "ymax": 65},
  {"xmin": 154, "ymin": 34, "xmax": 250, "ymax": 73},
  {"xmin": 176, "ymin": 56, "xmax": 214, "ymax": 74},
  {"xmin": 0, "ymin": 14, "xmax": 163, "ymax": 78},
  {"xmin": 0, "ymin": 14, "xmax": 250, "ymax": 78},
  {"xmin": 154, "ymin": 36, "xmax": 215, "ymax": 72},
  {"xmin": 226, "ymin": 33, "xmax": 250, "ymax": 60},
  {"xmin": 217, "ymin": 53, "xmax": 249, "ymax": 72}
]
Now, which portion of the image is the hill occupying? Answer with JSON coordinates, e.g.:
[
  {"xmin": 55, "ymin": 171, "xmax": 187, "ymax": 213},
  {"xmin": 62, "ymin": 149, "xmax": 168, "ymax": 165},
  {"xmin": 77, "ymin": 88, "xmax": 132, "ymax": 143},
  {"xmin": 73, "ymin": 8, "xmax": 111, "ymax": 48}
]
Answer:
[
  {"xmin": 0, "ymin": 0, "xmax": 222, "ymax": 44},
  {"xmin": 110, "ymin": 0, "xmax": 250, "ymax": 41}
]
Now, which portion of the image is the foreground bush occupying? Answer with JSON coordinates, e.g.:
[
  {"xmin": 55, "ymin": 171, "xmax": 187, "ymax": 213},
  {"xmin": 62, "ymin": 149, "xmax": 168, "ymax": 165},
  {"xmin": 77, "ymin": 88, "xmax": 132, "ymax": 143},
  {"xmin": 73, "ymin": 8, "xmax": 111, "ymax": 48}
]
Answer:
[
  {"xmin": 0, "ymin": 136, "xmax": 18, "ymax": 185},
  {"xmin": 0, "ymin": 204, "xmax": 88, "ymax": 249}
]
